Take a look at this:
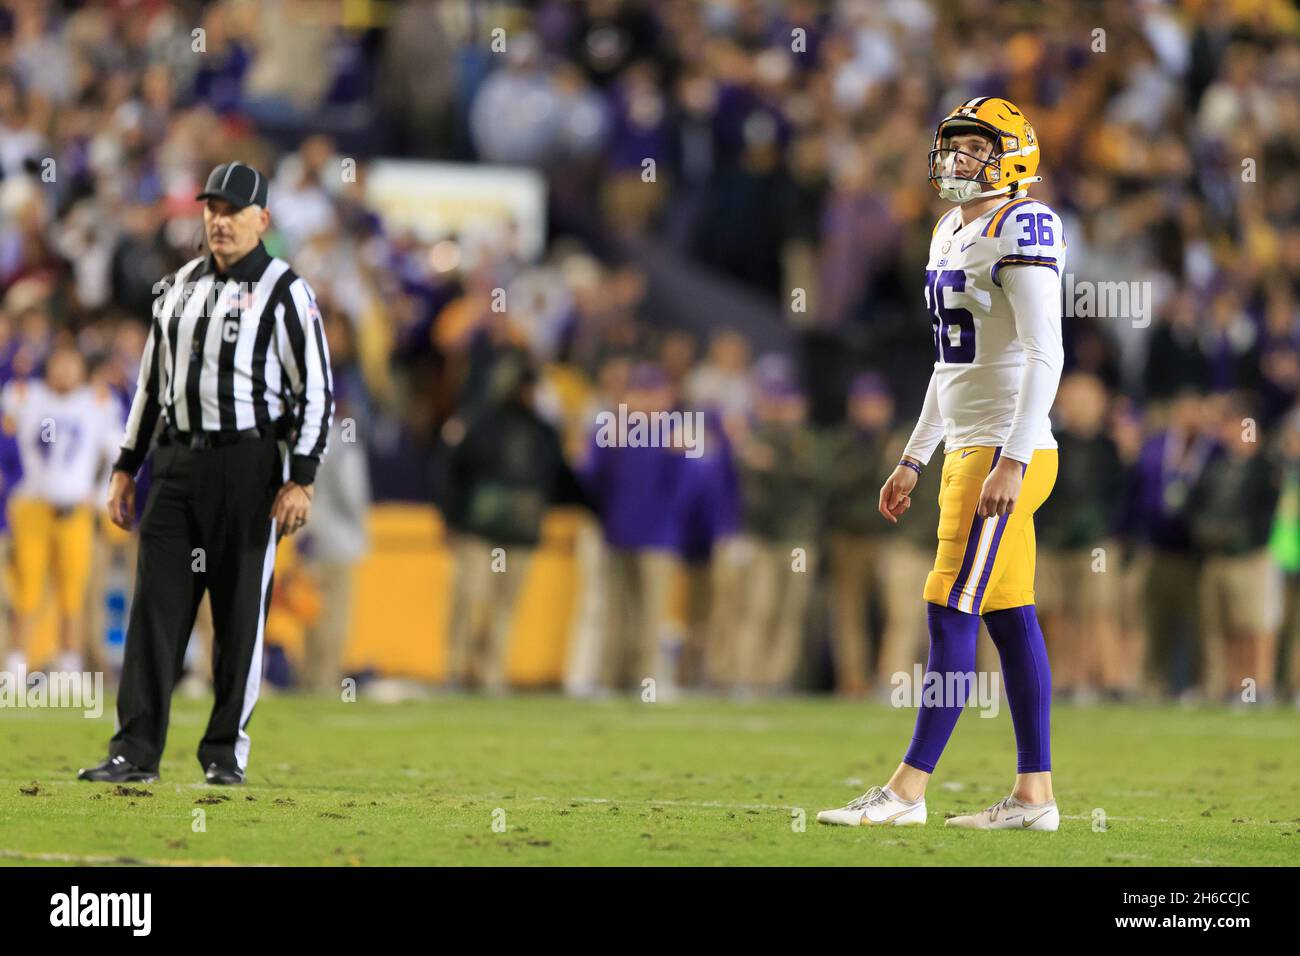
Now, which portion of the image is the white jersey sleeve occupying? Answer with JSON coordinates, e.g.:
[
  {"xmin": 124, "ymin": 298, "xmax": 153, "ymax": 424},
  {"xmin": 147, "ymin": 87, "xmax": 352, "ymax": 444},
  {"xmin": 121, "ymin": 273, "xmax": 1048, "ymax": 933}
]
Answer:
[
  {"xmin": 901, "ymin": 370, "xmax": 946, "ymax": 466},
  {"xmin": 989, "ymin": 200, "xmax": 1065, "ymax": 289},
  {"xmin": 999, "ymin": 265, "xmax": 1064, "ymax": 464}
]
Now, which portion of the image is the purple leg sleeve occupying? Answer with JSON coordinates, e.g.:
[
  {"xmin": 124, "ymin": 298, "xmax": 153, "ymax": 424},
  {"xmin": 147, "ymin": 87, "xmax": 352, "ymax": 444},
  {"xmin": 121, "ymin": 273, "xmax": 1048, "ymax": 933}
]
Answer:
[
  {"xmin": 982, "ymin": 604, "xmax": 1052, "ymax": 773},
  {"xmin": 902, "ymin": 602, "xmax": 981, "ymax": 773}
]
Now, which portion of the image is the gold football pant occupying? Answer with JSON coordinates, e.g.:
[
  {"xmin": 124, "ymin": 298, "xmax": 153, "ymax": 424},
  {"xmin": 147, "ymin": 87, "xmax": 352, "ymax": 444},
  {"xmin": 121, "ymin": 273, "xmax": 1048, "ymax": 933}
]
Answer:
[{"xmin": 923, "ymin": 446, "xmax": 1058, "ymax": 614}]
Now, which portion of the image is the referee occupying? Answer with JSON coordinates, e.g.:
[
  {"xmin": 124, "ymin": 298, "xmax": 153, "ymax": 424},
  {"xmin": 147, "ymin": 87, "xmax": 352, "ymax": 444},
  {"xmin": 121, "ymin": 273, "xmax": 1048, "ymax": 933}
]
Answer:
[{"xmin": 78, "ymin": 161, "xmax": 334, "ymax": 785}]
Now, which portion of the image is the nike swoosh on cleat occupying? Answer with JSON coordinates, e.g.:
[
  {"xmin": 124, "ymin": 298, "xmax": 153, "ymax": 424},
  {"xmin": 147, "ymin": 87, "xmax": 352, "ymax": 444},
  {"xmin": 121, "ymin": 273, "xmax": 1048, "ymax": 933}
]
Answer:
[
  {"xmin": 865, "ymin": 807, "xmax": 915, "ymax": 825},
  {"xmin": 1023, "ymin": 810, "xmax": 1052, "ymax": 828}
]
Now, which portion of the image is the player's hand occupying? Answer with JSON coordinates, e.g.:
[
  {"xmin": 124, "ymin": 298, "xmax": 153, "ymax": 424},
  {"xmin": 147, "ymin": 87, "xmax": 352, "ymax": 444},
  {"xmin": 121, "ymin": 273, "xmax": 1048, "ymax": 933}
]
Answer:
[
  {"xmin": 879, "ymin": 462, "xmax": 919, "ymax": 524},
  {"xmin": 977, "ymin": 458, "xmax": 1024, "ymax": 519},
  {"xmin": 272, "ymin": 481, "xmax": 313, "ymax": 535},
  {"xmin": 107, "ymin": 470, "xmax": 136, "ymax": 531}
]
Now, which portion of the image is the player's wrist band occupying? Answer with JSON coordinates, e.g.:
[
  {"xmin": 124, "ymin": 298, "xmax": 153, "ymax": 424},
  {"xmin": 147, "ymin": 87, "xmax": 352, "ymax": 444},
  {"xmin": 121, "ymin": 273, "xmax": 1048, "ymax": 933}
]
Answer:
[{"xmin": 899, "ymin": 459, "xmax": 921, "ymax": 476}]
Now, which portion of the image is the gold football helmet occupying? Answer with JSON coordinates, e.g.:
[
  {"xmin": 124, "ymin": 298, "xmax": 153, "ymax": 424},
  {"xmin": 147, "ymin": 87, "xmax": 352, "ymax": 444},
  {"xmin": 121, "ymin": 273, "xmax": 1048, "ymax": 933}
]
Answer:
[{"xmin": 929, "ymin": 97, "xmax": 1043, "ymax": 203}]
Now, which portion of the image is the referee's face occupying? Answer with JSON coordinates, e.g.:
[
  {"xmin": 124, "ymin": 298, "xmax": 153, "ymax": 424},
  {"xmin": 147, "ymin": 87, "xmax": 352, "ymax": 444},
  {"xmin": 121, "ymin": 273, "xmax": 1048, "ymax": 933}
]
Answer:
[{"xmin": 204, "ymin": 197, "xmax": 270, "ymax": 266}]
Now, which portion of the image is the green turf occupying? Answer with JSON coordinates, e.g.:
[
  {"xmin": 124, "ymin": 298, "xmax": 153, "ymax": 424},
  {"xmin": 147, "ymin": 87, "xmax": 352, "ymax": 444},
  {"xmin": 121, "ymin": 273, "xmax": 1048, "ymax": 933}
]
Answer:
[{"xmin": 1, "ymin": 692, "xmax": 1297, "ymax": 865}]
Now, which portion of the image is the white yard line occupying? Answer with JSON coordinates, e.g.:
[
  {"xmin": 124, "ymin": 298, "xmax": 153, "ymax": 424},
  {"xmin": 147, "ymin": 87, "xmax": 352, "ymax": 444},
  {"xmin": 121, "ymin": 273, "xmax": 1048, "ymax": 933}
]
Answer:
[{"xmin": 557, "ymin": 796, "xmax": 794, "ymax": 812}]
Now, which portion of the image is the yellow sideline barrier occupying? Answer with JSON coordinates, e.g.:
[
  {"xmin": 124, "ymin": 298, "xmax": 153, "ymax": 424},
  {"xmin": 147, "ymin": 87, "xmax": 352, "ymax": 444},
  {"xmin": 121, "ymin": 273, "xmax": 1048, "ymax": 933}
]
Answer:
[
  {"xmin": 339, "ymin": 504, "xmax": 582, "ymax": 684},
  {"xmin": 343, "ymin": 504, "xmax": 582, "ymax": 684}
]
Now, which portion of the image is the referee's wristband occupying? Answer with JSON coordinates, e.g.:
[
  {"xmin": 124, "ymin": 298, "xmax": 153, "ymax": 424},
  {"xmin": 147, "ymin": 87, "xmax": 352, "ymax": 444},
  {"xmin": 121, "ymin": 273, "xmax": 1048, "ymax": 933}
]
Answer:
[{"xmin": 898, "ymin": 458, "xmax": 922, "ymax": 477}]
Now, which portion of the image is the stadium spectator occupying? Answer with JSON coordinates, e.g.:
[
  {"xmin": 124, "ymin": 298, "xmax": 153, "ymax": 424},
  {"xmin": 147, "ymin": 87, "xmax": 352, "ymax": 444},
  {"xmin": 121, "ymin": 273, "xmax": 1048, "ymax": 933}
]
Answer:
[
  {"xmin": 581, "ymin": 361, "xmax": 682, "ymax": 692},
  {"xmin": 443, "ymin": 350, "xmax": 586, "ymax": 692},
  {"xmin": 1124, "ymin": 389, "xmax": 1219, "ymax": 699},
  {"xmin": 671, "ymin": 409, "xmax": 741, "ymax": 690},
  {"xmin": 1035, "ymin": 372, "xmax": 1129, "ymax": 701},
  {"xmin": 299, "ymin": 314, "xmax": 372, "ymax": 694},
  {"xmin": 823, "ymin": 372, "xmax": 894, "ymax": 696},
  {"xmin": 1272, "ymin": 408, "xmax": 1300, "ymax": 705},
  {"xmin": 1188, "ymin": 392, "xmax": 1282, "ymax": 703},
  {"xmin": 733, "ymin": 375, "xmax": 824, "ymax": 693}
]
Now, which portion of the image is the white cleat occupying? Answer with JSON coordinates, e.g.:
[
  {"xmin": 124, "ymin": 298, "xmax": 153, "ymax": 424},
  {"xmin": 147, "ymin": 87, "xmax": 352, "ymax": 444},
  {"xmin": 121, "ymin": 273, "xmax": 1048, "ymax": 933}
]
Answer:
[
  {"xmin": 944, "ymin": 794, "xmax": 1059, "ymax": 831},
  {"xmin": 816, "ymin": 786, "xmax": 927, "ymax": 827}
]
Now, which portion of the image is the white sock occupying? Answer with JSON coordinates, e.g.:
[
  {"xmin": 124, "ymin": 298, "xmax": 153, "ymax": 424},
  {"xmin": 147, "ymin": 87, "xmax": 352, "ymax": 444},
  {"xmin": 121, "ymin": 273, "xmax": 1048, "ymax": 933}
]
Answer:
[
  {"xmin": 1013, "ymin": 795, "xmax": 1054, "ymax": 808},
  {"xmin": 884, "ymin": 786, "xmax": 920, "ymax": 804}
]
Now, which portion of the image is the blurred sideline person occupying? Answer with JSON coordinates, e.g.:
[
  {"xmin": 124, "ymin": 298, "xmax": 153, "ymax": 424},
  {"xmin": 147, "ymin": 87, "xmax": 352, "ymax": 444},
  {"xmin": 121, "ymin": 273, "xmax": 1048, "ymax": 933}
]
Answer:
[
  {"xmin": 824, "ymin": 373, "xmax": 894, "ymax": 696},
  {"xmin": 0, "ymin": 402, "xmax": 22, "ymax": 678},
  {"xmin": 299, "ymin": 314, "xmax": 371, "ymax": 694},
  {"xmin": 672, "ymin": 410, "xmax": 741, "ymax": 690},
  {"xmin": 1034, "ymin": 373, "xmax": 1127, "ymax": 700},
  {"xmin": 1109, "ymin": 398, "xmax": 1148, "ymax": 701},
  {"xmin": 84, "ymin": 334, "xmax": 146, "ymax": 689},
  {"xmin": 1272, "ymin": 408, "xmax": 1300, "ymax": 705},
  {"xmin": 299, "ymin": 416, "xmax": 370, "ymax": 694},
  {"xmin": 563, "ymin": 355, "xmax": 628, "ymax": 697},
  {"xmin": 582, "ymin": 363, "xmax": 680, "ymax": 693},
  {"xmin": 2, "ymin": 343, "xmax": 122, "ymax": 681},
  {"xmin": 443, "ymin": 351, "xmax": 586, "ymax": 692},
  {"xmin": 734, "ymin": 376, "xmax": 824, "ymax": 694},
  {"xmin": 1126, "ymin": 389, "xmax": 1216, "ymax": 698},
  {"xmin": 1188, "ymin": 392, "xmax": 1281, "ymax": 703}
]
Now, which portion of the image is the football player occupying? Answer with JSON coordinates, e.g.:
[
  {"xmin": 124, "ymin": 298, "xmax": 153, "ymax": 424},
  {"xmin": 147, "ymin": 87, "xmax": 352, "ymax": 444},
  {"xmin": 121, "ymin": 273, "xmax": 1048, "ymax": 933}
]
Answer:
[
  {"xmin": 3, "ymin": 344, "xmax": 123, "ymax": 682},
  {"xmin": 819, "ymin": 97, "xmax": 1065, "ymax": 830}
]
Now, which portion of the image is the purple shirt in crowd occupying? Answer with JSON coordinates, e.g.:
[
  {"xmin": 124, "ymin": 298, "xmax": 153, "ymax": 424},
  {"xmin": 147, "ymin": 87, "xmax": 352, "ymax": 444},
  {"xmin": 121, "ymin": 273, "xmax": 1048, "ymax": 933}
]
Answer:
[
  {"xmin": 582, "ymin": 437, "xmax": 683, "ymax": 551},
  {"xmin": 1124, "ymin": 430, "xmax": 1221, "ymax": 551},
  {"xmin": 672, "ymin": 414, "xmax": 741, "ymax": 562}
]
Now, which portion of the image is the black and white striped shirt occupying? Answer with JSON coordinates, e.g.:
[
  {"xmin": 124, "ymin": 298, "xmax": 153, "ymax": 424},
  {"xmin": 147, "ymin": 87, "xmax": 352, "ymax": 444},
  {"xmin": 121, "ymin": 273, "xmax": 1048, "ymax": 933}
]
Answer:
[{"xmin": 116, "ymin": 241, "xmax": 334, "ymax": 486}]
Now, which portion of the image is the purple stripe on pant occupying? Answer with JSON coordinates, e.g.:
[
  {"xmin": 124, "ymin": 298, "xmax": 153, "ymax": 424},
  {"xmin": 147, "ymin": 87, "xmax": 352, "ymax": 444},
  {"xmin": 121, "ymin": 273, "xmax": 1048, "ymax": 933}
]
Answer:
[{"xmin": 946, "ymin": 447, "xmax": 1002, "ymax": 610}]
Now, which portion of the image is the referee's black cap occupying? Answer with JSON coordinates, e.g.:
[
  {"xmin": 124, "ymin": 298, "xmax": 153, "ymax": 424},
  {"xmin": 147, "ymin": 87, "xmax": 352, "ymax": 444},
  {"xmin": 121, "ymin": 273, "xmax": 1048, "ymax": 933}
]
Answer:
[{"xmin": 196, "ymin": 161, "xmax": 269, "ymax": 209}]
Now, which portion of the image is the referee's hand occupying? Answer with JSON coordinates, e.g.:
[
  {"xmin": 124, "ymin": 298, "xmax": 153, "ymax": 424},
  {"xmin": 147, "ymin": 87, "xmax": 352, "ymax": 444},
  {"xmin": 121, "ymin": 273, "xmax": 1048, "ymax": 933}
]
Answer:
[
  {"xmin": 107, "ymin": 470, "xmax": 136, "ymax": 530},
  {"xmin": 271, "ymin": 481, "xmax": 313, "ymax": 535}
]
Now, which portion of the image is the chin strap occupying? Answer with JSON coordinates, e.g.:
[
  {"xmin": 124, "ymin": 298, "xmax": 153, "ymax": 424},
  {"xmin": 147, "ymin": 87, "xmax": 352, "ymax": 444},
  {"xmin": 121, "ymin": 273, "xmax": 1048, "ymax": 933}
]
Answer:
[{"xmin": 957, "ymin": 176, "xmax": 1044, "ymax": 203}]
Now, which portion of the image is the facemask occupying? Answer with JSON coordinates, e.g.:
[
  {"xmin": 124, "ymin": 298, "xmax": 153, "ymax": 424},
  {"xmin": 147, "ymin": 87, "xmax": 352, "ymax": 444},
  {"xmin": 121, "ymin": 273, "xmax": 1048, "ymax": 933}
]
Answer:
[{"xmin": 936, "ymin": 152, "xmax": 985, "ymax": 203}]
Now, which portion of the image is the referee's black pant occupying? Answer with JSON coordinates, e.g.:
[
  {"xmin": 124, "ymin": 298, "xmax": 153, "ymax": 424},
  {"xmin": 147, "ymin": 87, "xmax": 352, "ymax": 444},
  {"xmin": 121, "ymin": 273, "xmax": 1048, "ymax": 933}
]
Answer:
[{"xmin": 110, "ymin": 433, "xmax": 285, "ymax": 775}]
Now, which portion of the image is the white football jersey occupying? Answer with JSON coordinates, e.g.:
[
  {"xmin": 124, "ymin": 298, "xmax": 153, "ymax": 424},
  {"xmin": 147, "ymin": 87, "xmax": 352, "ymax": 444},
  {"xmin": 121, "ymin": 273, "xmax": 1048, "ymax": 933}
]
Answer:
[
  {"xmin": 3, "ymin": 381, "xmax": 123, "ymax": 507},
  {"xmin": 923, "ymin": 195, "xmax": 1066, "ymax": 455}
]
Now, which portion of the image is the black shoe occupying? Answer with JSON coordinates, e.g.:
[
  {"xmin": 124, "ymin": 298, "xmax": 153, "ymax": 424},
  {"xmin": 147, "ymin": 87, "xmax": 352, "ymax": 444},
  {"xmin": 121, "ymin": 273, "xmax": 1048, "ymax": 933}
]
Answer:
[
  {"xmin": 77, "ymin": 755, "xmax": 158, "ymax": 784},
  {"xmin": 204, "ymin": 763, "xmax": 244, "ymax": 785}
]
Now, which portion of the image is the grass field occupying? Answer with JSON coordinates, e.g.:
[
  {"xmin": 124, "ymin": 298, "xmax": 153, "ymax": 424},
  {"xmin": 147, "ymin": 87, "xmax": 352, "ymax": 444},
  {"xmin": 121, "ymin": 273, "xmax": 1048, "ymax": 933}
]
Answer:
[{"xmin": 1, "ymin": 692, "xmax": 1297, "ymax": 866}]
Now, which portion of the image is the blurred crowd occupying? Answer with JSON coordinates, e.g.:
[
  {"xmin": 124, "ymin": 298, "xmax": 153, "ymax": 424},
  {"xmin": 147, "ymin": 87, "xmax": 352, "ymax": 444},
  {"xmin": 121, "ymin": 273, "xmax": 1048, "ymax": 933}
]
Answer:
[{"xmin": 0, "ymin": 0, "xmax": 1297, "ymax": 704}]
